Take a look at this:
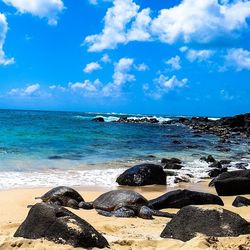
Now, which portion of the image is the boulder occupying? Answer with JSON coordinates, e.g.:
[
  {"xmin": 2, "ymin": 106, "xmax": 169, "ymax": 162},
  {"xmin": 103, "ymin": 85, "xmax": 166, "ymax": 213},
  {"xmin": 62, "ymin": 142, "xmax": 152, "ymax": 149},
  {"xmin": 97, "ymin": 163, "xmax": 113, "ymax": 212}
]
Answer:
[
  {"xmin": 116, "ymin": 163, "xmax": 166, "ymax": 186},
  {"xmin": 161, "ymin": 158, "xmax": 182, "ymax": 164},
  {"xmin": 232, "ymin": 196, "xmax": 250, "ymax": 207},
  {"xmin": 14, "ymin": 203, "xmax": 109, "ymax": 248},
  {"xmin": 209, "ymin": 169, "xmax": 250, "ymax": 187},
  {"xmin": 148, "ymin": 189, "xmax": 223, "ymax": 210},
  {"xmin": 92, "ymin": 117, "xmax": 105, "ymax": 122},
  {"xmin": 208, "ymin": 161, "xmax": 222, "ymax": 168},
  {"xmin": 160, "ymin": 206, "xmax": 250, "ymax": 242},
  {"xmin": 164, "ymin": 163, "xmax": 183, "ymax": 170},
  {"xmin": 208, "ymin": 168, "xmax": 227, "ymax": 178},
  {"xmin": 200, "ymin": 155, "xmax": 216, "ymax": 163},
  {"xmin": 215, "ymin": 177, "xmax": 250, "ymax": 196},
  {"xmin": 174, "ymin": 175, "xmax": 190, "ymax": 184}
]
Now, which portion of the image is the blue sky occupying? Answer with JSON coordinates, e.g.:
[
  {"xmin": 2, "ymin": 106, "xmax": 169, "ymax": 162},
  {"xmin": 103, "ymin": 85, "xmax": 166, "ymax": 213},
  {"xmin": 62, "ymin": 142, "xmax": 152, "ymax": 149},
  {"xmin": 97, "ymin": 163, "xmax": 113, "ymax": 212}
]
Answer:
[{"xmin": 0, "ymin": 0, "xmax": 250, "ymax": 116}]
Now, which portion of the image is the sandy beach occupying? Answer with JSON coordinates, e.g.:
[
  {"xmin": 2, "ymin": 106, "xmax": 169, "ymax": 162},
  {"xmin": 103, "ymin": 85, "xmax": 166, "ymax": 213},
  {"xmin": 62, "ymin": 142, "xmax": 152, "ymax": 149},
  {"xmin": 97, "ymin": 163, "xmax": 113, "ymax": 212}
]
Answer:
[{"xmin": 0, "ymin": 182, "xmax": 249, "ymax": 250}]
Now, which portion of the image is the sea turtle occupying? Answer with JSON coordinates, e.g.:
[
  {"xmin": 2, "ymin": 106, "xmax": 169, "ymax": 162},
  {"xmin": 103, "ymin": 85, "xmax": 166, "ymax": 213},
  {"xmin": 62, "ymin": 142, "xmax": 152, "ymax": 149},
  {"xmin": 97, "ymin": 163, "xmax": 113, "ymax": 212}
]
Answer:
[
  {"xmin": 88, "ymin": 190, "xmax": 175, "ymax": 219},
  {"xmin": 36, "ymin": 186, "xmax": 93, "ymax": 209}
]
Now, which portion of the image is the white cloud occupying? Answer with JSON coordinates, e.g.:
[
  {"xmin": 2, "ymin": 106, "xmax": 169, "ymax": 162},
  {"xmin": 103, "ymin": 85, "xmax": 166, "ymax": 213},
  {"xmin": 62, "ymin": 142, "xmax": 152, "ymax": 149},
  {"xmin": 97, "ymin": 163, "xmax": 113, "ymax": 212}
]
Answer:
[
  {"xmin": 225, "ymin": 48, "xmax": 250, "ymax": 71},
  {"xmin": 113, "ymin": 57, "xmax": 135, "ymax": 86},
  {"xmin": 8, "ymin": 83, "xmax": 40, "ymax": 96},
  {"xmin": 2, "ymin": 0, "xmax": 64, "ymax": 25},
  {"xmin": 69, "ymin": 79, "xmax": 102, "ymax": 94},
  {"xmin": 49, "ymin": 85, "xmax": 66, "ymax": 92},
  {"xmin": 0, "ymin": 14, "xmax": 14, "ymax": 66},
  {"xmin": 145, "ymin": 74, "xmax": 188, "ymax": 99},
  {"xmin": 85, "ymin": 0, "xmax": 250, "ymax": 51},
  {"xmin": 83, "ymin": 62, "xmax": 102, "ymax": 73},
  {"xmin": 85, "ymin": 0, "xmax": 152, "ymax": 52},
  {"xmin": 151, "ymin": 0, "xmax": 250, "ymax": 44},
  {"xmin": 165, "ymin": 56, "xmax": 181, "ymax": 70},
  {"xmin": 184, "ymin": 49, "xmax": 214, "ymax": 62},
  {"xmin": 101, "ymin": 54, "xmax": 111, "ymax": 63},
  {"xmin": 156, "ymin": 74, "xmax": 188, "ymax": 90},
  {"xmin": 134, "ymin": 63, "xmax": 148, "ymax": 71}
]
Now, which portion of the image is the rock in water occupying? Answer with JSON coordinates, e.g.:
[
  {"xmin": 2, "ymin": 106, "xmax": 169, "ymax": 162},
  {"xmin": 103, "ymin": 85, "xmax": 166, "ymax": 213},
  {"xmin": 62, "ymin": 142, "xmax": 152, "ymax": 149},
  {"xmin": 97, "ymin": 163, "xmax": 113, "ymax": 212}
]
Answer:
[
  {"xmin": 116, "ymin": 163, "xmax": 166, "ymax": 186},
  {"xmin": 14, "ymin": 203, "xmax": 109, "ymax": 248},
  {"xmin": 160, "ymin": 206, "xmax": 250, "ymax": 242},
  {"xmin": 148, "ymin": 189, "xmax": 223, "ymax": 210},
  {"xmin": 232, "ymin": 196, "xmax": 250, "ymax": 207},
  {"xmin": 92, "ymin": 117, "xmax": 105, "ymax": 122}
]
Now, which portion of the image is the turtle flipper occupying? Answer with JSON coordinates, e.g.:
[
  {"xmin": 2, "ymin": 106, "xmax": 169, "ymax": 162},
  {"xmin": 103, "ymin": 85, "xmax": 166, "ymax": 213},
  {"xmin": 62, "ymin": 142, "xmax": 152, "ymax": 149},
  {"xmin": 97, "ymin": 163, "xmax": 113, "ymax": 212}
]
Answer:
[
  {"xmin": 96, "ymin": 207, "xmax": 136, "ymax": 218},
  {"xmin": 150, "ymin": 208, "xmax": 175, "ymax": 218},
  {"xmin": 79, "ymin": 201, "xmax": 94, "ymax": 210},
  {"xmin": 113, "ymin": 207, "xmax": 135, "ymax": 218},
  {"xmin": 96, "ymin": 209, "xmax": 114, "ymax": 217}
]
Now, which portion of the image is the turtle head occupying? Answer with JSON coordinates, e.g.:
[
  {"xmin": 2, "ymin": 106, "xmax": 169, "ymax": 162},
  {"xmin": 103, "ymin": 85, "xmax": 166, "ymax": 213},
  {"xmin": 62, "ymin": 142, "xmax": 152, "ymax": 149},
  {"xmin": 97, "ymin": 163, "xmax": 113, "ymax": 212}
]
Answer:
[{"xmin": 138, "ymin": 206, "xmax": 153, "ymax": 220}]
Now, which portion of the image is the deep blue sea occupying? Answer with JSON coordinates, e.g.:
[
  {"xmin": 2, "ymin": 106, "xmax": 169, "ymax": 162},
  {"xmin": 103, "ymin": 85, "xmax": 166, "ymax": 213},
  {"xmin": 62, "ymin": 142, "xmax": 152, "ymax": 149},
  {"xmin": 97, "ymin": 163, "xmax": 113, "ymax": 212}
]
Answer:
[{"xmin": 0, "ymin": 109, "xmax": 249, "ymax": 189}]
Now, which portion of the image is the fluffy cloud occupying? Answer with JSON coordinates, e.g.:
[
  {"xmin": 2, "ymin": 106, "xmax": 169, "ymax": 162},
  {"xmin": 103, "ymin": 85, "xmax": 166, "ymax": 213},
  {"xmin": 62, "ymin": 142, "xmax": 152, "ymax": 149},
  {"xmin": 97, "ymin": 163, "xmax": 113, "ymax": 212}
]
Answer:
[
  {"xmin": 134, "ymin": 63, "xmax": 148, "ymax": 71},
  {"xmin": 180, "ymin": 47, "xmax": 214, "ymax": 62},
  {"xmin": 83, "ymin": 62, "xmax": 102, "ymax": 73},
  {"xmin": 8, "ymin": 84, "xmax": 40, "ymax": 96},
  {"xmin": 165, "ymin": 56, "xmax": 181, "ymax": 70},
  {"xmin": 225, "ymin": 48, "xmax": 250, "ymax": 71},
  {"xmin": 85, "ymin": 0, "xmax": 149, "ymax": 51},
  {"xmin": 2, "ymin": 0, "xmax": 64, "ymax": 25},
  {"xmin": 145, "ymin": 74, "xmax": 188, "ymax": 99},
  {"xmin": 0, "ymin": 14, "xmax": 14, "ymax": 66},
  {"xmin": 101, "ymin": 54, "xmax": 111, "ymax": 63},
  {"xmin": 69, "ymin": 79, "xmax": 102, "ymax": 95},
  {"xmin": 85, "ymin": 0, "xmax": 250, "ymax": 51},
  {"xmin": 112, "ymin": 57, "xmax": 135, "ymax": 86}
]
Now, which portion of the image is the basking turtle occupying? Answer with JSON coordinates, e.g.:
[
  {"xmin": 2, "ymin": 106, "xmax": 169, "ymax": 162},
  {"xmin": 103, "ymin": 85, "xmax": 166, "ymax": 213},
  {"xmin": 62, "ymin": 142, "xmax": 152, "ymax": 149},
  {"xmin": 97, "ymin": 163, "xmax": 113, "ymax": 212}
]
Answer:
[
  {"xmin": 36, "ymin": 186, "xmax": 93, "ymax": 209},
  {"xmin": 89, "ymin": 190, "xmax": 175, "ymax": 219}
]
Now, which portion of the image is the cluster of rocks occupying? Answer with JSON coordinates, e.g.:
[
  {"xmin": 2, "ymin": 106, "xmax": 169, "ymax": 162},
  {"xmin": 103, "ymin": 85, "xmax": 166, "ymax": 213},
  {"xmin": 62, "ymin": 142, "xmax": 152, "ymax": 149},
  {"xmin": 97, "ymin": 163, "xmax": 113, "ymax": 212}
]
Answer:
[
  {"xmin": 15, "ymin": 184, "xmax": 250, "ymax": 248},
  {"xmin": 14, "ymin": 155, "xmax": 250, "ymax": 248},
  {"xmin": 114, "ymin": 117, "xmax": 159, "ymax": 124},
  {"xmin": 165, "ymin": 113, "xmax": 250, "ymax": 138}
]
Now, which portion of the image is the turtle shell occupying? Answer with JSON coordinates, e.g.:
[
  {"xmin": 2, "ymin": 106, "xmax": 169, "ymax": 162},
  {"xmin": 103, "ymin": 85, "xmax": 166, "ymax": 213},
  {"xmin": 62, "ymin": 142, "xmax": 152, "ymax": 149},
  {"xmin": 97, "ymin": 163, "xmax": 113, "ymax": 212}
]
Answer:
[
  {"xmin": 93, "ymin": 190, "xmax": 148, "ymax": 211},
  {"xmin": 41, "ymin": 186, "xmax": 84, "ymax": 203}
]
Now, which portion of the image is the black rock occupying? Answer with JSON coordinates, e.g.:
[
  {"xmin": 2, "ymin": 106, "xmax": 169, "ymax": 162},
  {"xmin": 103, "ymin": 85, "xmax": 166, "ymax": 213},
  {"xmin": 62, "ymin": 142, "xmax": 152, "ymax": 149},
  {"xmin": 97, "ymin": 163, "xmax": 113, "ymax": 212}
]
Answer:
[
  {"xmin": 208, "ymin": 161, "xmax": 222, "ymax": 169},
  {"xmin": 220, "ymin": 160, "xmax": 231, "ymax": 165},
  {"xmin": 92, "ymin": 117, "xmax": 105, "ymax": 122},
  {"xmin": 232, "ymin": 196, "xmax": 250, "ymax": 207},
  {"xmin": 209, "ymin": 169, "xmax": 250, "ymax": 187},
  {"xmin": 161, "ymin": 158, "xmax": 182, "ymax": 164},
  {"xmin": 235, "ymin": 162, "xmax": 249, "ymax": 170},
  {"xmin": 160, "ymin": 206, "xmax": 250, "ymax": 242},
  {"xmin": 148, "ymin": 189, "xmax": 224, "ymax": 210},
  {"xmin": 200, "ymin": 155, "xmax": 216, "ymax": 163},
  {"xmin": 163, "ymin": 163, "xmax": 183, "ymax": 170},
  {"xmin": 172, "ymin": 140, "xmax": 182, "ymax": 144},
  {"xmin": 116, "ymin": 163, "xmax": 166, "ymax": 186},
  {"xmin": 14, "ymin": 203, "xmax": 109, "ymax": 248},
  {"xmin": 208, "ymin": 168, "xmax": 227, "ymax": 178},
  {"xmin": 215, "ymin": 177, "xmax": 250, "ymax": 196}
]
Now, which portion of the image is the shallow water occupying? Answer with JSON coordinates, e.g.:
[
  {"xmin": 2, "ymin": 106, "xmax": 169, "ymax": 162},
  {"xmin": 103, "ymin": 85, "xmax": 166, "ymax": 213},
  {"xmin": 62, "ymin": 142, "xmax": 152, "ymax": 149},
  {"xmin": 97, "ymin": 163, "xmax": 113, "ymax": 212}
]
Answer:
[{"xmin": 0, "ymin": 109, "xmax": 249, "ymax": 189}]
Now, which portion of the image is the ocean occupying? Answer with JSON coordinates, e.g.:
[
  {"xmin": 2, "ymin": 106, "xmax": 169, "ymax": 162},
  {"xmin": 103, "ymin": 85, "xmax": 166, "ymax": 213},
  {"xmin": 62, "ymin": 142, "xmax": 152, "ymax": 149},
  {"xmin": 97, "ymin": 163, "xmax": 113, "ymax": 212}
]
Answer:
[{"xmin": 0, "ymin": 109, "xmax": 249, "ymax": 189}]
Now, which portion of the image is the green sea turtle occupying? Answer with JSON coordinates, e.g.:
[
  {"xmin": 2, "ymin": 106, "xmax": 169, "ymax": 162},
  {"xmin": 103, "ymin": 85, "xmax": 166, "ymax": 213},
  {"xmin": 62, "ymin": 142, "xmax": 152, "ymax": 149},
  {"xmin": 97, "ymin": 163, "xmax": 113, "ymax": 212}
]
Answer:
[
  {"xmin": 36, "ymin": 186, "xmax": 93, "ymax": 209},
  {"xmin": 89, "ymin": 190, "xmax": 175, "ymax": 219}
]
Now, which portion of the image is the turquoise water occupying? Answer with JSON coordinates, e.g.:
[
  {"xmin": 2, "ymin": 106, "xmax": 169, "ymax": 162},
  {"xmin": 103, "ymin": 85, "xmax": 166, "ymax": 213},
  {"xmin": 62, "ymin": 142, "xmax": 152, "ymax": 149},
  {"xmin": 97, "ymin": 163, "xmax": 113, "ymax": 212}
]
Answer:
[{"xmin": 0, "ymin": 109, "xmax": 249, "ymax": 189}]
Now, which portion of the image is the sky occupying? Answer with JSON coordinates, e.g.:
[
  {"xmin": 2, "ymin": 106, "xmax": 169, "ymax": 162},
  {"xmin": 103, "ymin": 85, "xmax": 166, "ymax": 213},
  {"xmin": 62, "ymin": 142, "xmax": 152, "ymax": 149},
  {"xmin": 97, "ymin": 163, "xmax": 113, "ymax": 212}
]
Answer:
[{"xmin": 0, "ymin": 0, "xmax": 250, "ymax": 116}]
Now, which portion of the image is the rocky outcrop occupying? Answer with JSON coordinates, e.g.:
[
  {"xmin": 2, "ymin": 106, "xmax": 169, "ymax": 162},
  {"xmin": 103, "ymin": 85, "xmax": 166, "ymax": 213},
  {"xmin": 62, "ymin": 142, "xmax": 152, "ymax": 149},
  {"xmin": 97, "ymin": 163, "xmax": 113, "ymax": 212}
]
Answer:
[
  {"xmin": 92, "ymin": 117, "xmax": 105, "ymax": 122},
  {"xmin": 232, "ymin": 196, "xmax": 250, "ymax": 207},
  {"xmin": 14, "ymin": 203, "xmax": 109, "ymax": 248},
  {"xmin": 116, "ymin": 163, "xmax": 166, "ymax": 186},
  {"xmin": 160, "ymin": 206, "xmax": 250, "ymax": 241}
]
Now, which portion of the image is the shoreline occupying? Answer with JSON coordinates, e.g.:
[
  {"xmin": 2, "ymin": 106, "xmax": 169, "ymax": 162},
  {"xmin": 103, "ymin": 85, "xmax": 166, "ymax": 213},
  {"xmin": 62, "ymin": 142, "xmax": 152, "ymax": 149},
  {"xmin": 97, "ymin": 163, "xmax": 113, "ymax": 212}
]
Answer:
[{"xmin": 1, "ymin": 181, "xmax": 250, "ymax": 249}]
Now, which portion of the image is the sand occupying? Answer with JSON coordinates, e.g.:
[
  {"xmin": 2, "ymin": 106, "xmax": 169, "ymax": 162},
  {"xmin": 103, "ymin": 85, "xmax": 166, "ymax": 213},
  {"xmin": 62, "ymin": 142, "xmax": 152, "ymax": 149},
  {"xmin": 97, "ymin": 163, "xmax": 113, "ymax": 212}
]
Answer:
[{"xmin": 0, "ymin": 182, "xmax": 250, "ymax": 250}]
